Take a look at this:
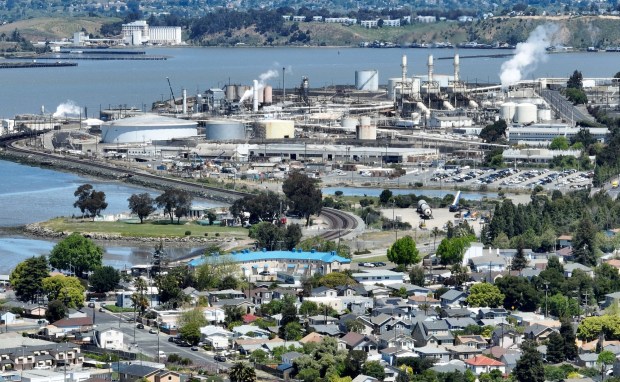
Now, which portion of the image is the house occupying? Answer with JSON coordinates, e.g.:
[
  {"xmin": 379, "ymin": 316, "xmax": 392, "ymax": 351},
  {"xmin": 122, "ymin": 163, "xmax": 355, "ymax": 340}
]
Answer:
[
  {"xmin": 464, "ymin": 355, "xmax": 506, "ymax": 375},
  {"xmin": 116, "ymin": 288, "xmax": 160, "ymax": 309},
  {"xmin": 200, "ymin": 326, "xmax": 233, "ymax": 350},
  {"xmin": 67, "ymin": 310, "xmax": 87, "ymax": 319},
  {"xmin": 523, "ymin": 324, "xmax": 556, "ymax": 342},
  {"xmin": 477, "ymin": 308, "xmax": 508, "ymax": 320},
  {"xmin": 248, "ymin": 288, "xmax": 274, "ymax": 305},
  {"xmin": 491, "ymin": 325, "xmax": 522, "ymax": 349},
  {"xmin": 386, "ymin": 284, "xmax": 430, "ymax": 297},
  {"xmin": 307, "ymin": 315, "xmax": 339, "ymax": 326},
  {"xmin": 118, "ymin": 364, "xmax": 180, "ymax": 382},
  {"xmin": 440, "ymin": 290, "xmax": 467, "ymax": 308},
  {"xmin": 558, "ymin": 235, "xmax": 573, "ymax": 248},
  {"xmin": 51, "ymin": 317, "xmax": 93, "ymax": 333},
  {"xmin": 378, "ymin": 330, "xmax": 415, "ymax": 350},
  {"xmin": 564, "ymin": 263, "xmax": 594, "ymax": 278},
  {"xmin": 578, "ymin": 353, "xmax": 598, "ymax": 368},
  {"xmin": 359, "ymin": 314, "xmax": 392, "ymax": 335},
  {"xmin": 441, "ymin": 308, "xmax": 472, "ymax": 318},
  {"xmin": 311, "ymin": 325, "xmax": 343, "ymax": 337},
  {"xmin": 412, "ymin": 320, "xmax": 454, "ymax": 347},
  {"xmin": 469, "ymin": 256, "xmax": 507, "ymax": 273},
  {"xmin": 408, "ymin": 295, "xmax": 440, "ymax": 310},
  {"xmin": 445, "ymin": 318, "xmax": 478, "ymax": 331},
  {"xmin": 311, "ymin": 287, "xmax": 338, "ymax": 298},
  {"xmin": 500, "ymin": 353, "xmax": 521, "ymax": 373},
  {"xmin": 281, "ymin": 351, "xmax": 304, "ymax": 365},
  {"xmin": 414, "ymin": 346, "xmax": 450, "ymax": 362},
  {"xmin": 444, "ymin": 344, "xmax": 483, "ymax": 360},
  {"xmin": 96, "ymin": 329, "xmax": 123, "ymax": 350},
  {"xmin": 300, "ymin": 332, "xmax": 324, "ymax": 344},
  {"xmin": 0, "ymin": 312, "xmax": 17, "ymax": 325},
  {"xmin": 232, "ymin": 325, "xmax": 270, "ymax": 339},
  {"xmin": 338, "ymin": 332, "xmax": 378, "ymax": 353},
  {"xmin": 604, "ymin": 292, "xmax": 620, "ymax": 308},
  {"xmin": 351, "ymin": 270, "xmax": 407, "ymax": 286},
  {"xmin": 351, "ymin": 375, "xmax": 379, "ymax": 382},
  {"xmin": 456, "ymin": 335, "xmax": 488, "ymax": 350},
  {"xmin": 213, "ymin": 299, "xmax": 256, "ymax": 315}
]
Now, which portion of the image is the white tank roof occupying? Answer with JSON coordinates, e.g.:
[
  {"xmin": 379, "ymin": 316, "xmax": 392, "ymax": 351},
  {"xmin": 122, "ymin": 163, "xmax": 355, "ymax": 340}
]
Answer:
[{"xmin": 105, "ymin": 114, "xmax": 197, "ymax": 127}]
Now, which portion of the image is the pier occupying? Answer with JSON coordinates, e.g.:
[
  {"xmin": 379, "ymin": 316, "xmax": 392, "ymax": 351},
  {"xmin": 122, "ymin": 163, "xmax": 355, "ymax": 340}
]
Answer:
[{"xmin": 0, "ymin": 61, "xmax": 77, "ymax": 69}]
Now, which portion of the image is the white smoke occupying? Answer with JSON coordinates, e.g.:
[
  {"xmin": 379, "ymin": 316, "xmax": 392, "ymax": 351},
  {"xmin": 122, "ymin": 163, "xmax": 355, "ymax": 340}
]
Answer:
[
  {"xmin": 52, "ymin": 100, "xmax": 82, "ymax": 118},
  {"xmin": 239, "ymin": 69, "xmax": 279, "ymax": 103},
  {"xmin": 499, "ymin": 24, "xmax": 560, "ymax": 88}
]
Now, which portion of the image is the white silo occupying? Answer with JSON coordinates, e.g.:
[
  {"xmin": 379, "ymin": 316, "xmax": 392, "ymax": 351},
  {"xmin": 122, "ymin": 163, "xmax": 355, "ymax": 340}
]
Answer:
[
  {"xmin": 500, "ymin": 102, "xmax": 517, "ymax": 121},
  {"xmin": 515, "ymin": 103, "xmax": 538, "ymax": 124},
  {"xmin": 356, "ymin": 116, "xmax": 376, "ymax": 140},
  {"xmin": 252, "ymin": 80, "xmax": 259, "ymax": 112},
  {"xmin": 341, "ymin": 117, "xmax": 359, "ymax": 129},
  {"xmin": 537, "ymin": 108, "xmax": 552, "ymax": 121},
  {"xmin": 355, "ymin": 70, "xmax": 379, "ymax": 91}
]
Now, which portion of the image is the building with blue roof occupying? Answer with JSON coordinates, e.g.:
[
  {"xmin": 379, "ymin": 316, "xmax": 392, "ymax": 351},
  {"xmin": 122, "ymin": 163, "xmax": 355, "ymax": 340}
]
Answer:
[{"xmin": 188, "ymin": 248, "xmax": 351, "ymax": 282}]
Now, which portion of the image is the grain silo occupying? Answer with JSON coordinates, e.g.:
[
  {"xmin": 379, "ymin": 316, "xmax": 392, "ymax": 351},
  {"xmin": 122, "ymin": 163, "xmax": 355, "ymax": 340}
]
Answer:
[
  {"xmin": 255, "ymin": 120, "xmax": 295, "ymax": 139},
  {"xmin": 225, "ymin": 85, "xmax": 236, "ymax": 101},
  {"xmin": 356, "ymin": 116, "xmax": 376, "ymax": 140},
  {"xmin": 355, "ymin": 70, "xmax": 379, "ymax": 91},
  {"xmin": 205, "ymin": 120, "xmax": 246, "ymax": 140}
]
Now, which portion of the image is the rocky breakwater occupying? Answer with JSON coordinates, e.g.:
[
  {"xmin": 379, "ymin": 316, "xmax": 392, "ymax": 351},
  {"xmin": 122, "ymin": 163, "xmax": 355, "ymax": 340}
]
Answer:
[{"xmin": 24, "ymin": 223, "xmax": 238, "ymax": 245}]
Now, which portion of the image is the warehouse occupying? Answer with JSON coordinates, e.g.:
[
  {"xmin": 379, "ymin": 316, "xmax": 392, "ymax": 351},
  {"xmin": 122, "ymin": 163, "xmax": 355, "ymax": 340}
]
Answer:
[{"xmin": 100, "ymin": 114, "xmax": 198, "ymax": 144}]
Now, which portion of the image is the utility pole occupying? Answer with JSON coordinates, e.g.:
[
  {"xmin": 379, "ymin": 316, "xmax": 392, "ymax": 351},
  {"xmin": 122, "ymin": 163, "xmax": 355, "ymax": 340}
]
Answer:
[
  {"xmin": 543, "ymin": 281, "xmax": 550, "ymax": 318},
  {"xmin": 583, "ymin": 291, "xmax": 590, "ymax": 318}
]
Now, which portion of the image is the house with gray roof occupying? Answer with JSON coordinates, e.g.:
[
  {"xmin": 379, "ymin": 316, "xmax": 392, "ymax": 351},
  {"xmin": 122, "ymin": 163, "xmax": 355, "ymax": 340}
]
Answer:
[
  {"xmin": 524, "ymin": 324, "xmax": 556, "ymax": 342},
  {"xmin": 338, "ymin": 332, "xmax": 378, "ymax": 353},
  {"xmin": 444, "ymin": 344, "xmax": 483, "ymax": 360},
  {"xmin": 500, "ymin": 352, "xmax": 521, "ymax": 373},
  {"xmin": 414, "ymin": 346, "xmax": 450, "ymax": 362},
  {"xmin": 430, "ymin": 360, "xmax": 467, "ymax": 374},
  {"xmin": 491, "ymin": 324, "xmax": 522, "ymax": 349},
  {"xmin": 310, "ymin": 325, "xmax": 343, "ymax": 337},
  {"xmin": 412, "ymin": 320, "xmax": 454, "ymax": 347},
  {"xmin": 445, "ymin": 317, "xmax": 478, "ymax": 331},
  {"xmin": 377, "ymin": 330, "xmax": 415, "ymax": 350},
  {"xmin": 564, "ymin": 263, "xmax": 593, "ymax": 278},
  {"xmin": 440, "ymin": 290, "xmax": 467, "ymax": 308},
  {"xmin": 578, "ymin": 353, "xmax": 598, "ymax": 368}
]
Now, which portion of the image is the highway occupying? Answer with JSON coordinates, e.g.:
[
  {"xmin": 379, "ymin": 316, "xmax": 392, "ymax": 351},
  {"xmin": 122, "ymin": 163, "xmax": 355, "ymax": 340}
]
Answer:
[{"xmin": 538, "ymin": 89, "xmax": 594, "ymax": 124}]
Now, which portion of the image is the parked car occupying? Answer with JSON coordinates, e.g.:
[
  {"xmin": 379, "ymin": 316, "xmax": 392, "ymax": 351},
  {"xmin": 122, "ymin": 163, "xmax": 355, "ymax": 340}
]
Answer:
[
  {"xmin": 191, "ymin": 346, "xmax": 198, "ymax": 351},
  {"xmin": 168, "ymin": 337, "xmax": 175, "ymax": 343},
  {"xmin": 136, "ymin": 323, "xmax": 144, "ymax": 329},
  {"xmin": 149, "ymin": 328, "xmax": 158, "ymax": 334},
  {"xmin": 214, "ymin": 355, "xmax": 227, "ymax": 362},
  {"xmin": 87, "ymin": 302, "xmax": 95, "ymax": 308}
]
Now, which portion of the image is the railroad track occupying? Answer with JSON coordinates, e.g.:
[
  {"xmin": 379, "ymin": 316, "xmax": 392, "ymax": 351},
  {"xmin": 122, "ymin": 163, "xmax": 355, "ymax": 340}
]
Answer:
[{"xmin": 318, "ymin": 207, "xmax": 359, "ymax": 241}]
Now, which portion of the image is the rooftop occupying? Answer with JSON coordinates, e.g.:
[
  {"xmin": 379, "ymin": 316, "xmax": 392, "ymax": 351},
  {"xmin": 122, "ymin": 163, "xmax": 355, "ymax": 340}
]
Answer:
[{"xmin": 189, "ymin": 249, "xmax": 351, "ymax": 267}]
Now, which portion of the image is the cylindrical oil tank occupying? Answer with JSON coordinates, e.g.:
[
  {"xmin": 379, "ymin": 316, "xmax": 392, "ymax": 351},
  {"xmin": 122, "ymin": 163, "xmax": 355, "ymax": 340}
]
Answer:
[
  {"xmin": 341, "ymin": 117, "xmax": 359, "ymax": 129},
  {"xmin": 256, "ymin": 120, "xmax": 295, "ymax": 139},
  {"xmin": 537, "ymin": 108, "xmax": 552, "ymax": 121},
  {"xmin": 263, "ymin": 86, "xmax": 273, "ymax": 105},
  {"xmin": 356, "ymin": 116, "xmax": 376, "ymax": 140},
  {"xmin": 257, "ymin": 87, "xmax": 264, "ymax": 104},
  {"xmin": 500, "ymin": 102, "xmax": 516, "ymax": 121},
  {"xmin": 355, "ymin": 70, "xmax": 379, "ymax": 91},
  {"xmin": 236, "ymin": 85, "xmax": 248, "ymax": 101},
  {"xmin": 225, "ymin": 85, "xmax": 236, "ymax": 101},
  {"xmin": 515, "ymin": 103, "xmax": 537, "ymax": 124},
  {"xmin": 205, "ymin": 120, "xmax": 246, "ymax": 140}
]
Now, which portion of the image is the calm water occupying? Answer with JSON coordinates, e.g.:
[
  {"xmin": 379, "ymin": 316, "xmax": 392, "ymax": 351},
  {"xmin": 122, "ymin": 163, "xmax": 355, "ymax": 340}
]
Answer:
[{"xmin": 1, "ymin": 47, "xmax": 619, "ymax": 117}]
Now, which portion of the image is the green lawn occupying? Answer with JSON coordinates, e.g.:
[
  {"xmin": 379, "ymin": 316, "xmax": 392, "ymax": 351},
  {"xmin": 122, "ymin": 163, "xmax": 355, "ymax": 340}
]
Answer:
[
  {"xmin": 40, "ymin": 218, "xmax": 248, "ymax": 239},
  {"xmin": 352, "ymin": 254, "xmax": 388, "ymax": 263}
]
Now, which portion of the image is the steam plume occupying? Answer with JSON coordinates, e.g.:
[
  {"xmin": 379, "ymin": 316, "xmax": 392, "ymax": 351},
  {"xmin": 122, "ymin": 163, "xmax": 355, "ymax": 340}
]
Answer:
[
  {"xmin": 239, "ymin": 69, "xmax": 279, "ymax": 103},
  {"xmin": 53, "ymin": 101, "xmax": 82, "ymax": 118},
  {"xmin": 499, "ymin": 24, "xmax": 559, "ymax": 88}
]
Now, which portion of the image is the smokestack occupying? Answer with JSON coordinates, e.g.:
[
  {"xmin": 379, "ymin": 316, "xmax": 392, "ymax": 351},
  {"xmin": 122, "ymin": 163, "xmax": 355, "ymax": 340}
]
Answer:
[
  {"xmin": 253, "ymin": 80, "xmax": 259, "ymax": 112},
  {"xmin": 428, "ymin": 55, "xmax": 434, "ymax": 84},
  {"xmin": 401, "ymin": 54, "xmax": 407, "ymax": 86},
  {"xmin": 182, "ymin": 89, "xmax": 187, "ymax": 114},
  {"xmin": 454, "ymin": 54, "xmax": 460, "ymax": 83}
]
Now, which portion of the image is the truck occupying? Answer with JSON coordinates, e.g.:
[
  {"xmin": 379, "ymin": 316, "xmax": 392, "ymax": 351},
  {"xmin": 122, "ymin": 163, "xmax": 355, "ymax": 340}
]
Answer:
[{"xmin": 613, "ymin": 181, "xmax": 619, "ymax": 189}]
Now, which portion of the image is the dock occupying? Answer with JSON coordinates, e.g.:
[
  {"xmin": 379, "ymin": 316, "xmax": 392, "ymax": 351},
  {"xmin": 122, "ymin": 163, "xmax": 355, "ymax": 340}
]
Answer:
[
  {"xmin": 436, "ymin": 53, "xmax": 514, "ymax": 60},
  {"xmin": 0, "ymin": 61, "xmax": 77, "ymax": 69}
]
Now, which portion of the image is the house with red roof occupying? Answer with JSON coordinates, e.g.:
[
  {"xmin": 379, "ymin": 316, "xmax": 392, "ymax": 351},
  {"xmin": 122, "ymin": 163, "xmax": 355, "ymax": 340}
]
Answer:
[{"xmin": 464, "ymin": 355, "xmax": 506, "ymax": 375}]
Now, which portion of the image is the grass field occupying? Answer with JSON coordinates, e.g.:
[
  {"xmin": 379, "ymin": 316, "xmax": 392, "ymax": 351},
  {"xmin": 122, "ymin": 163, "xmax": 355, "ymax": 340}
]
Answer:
[
  {"xmin": 40, "ymin": 218, "xmax": 249, "ymax": 239},
  {"xmin": 351, "ymin": 254, "xmax": 388, "ymax": 263}
]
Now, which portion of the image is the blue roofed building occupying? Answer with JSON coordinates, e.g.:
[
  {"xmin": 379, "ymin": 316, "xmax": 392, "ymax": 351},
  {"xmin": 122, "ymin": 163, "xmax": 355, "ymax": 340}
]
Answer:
[{"xmin": 188, "ymin": 248, "xmax": 351, "ymax": 282}]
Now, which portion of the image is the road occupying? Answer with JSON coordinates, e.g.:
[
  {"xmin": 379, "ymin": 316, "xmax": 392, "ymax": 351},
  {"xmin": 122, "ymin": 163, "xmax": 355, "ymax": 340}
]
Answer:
[
  {"xmin": 89, "ymin": 304, "xmax": 232, "ymax": 372},
  {"xmin": 538, "ymin": 89, "xmax": 594, "ymax": 124}
]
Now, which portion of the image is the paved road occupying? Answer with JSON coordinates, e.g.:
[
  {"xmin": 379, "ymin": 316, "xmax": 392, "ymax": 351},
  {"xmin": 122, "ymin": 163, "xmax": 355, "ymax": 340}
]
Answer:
[
  {"xmin": 90, "ymin": 305, "xmax": 232, "ymax": 371},
  {"xmin": 538, "ymin": 89, "xmax": 594, "ymax": 124}
]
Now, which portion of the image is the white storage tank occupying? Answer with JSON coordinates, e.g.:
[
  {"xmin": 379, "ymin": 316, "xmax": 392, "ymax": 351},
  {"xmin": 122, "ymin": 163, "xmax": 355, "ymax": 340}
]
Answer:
[
  {"xmin": 255, "ymin": 120, "xmax": 295, "ymax": 139},
  {"xmin": 500, "ymin": 102, "xmax": 517, "ymax": 121},
  {"xmin": 356, "ymin": 116, "xmax": 376, "ymax": 140},
  {"xmin": 341, "ymin": 117, "xmax": 359, "ymax": 129},
  {"xmin": 515, "ymin": 103, "xmax": 538, "ymax": 124},
  {"xmin": 537, "ymin": 108, "xmax": 552, "ymax": 122},
  {"xmin": 205, "ymin": 120, "xmax": 246, "ymax": 140},
  {"xmin": 225, "ymin": 85, "xmax": 236, "ymax": 101},
  {"xmin": 355, "ymin": 70, "xmax": 379, "ymax": 91},
  {"xmin": 101, "ymin": 114, "xmax": 198, "ymax": 144}
]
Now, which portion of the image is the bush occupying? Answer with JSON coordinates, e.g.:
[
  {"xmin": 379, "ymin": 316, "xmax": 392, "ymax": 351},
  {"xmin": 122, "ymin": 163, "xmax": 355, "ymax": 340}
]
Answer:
[
  {"xmin": 215, "ymin": 233, "xmax": 220, "ymax": 237},
  {"xmin": 334, "ymin": 190, "xmax": 343, "ymax": 197},
  {"xmin": 185, "ymin": 230, "xmax": 191, "ymax": 236},
  {"xmin": 414, "ymin": 182, "xmax": 423, "ymax": 187},
  {"xmin": 204, "ymin": 233, "xmax": 209, "ymax": 237}
]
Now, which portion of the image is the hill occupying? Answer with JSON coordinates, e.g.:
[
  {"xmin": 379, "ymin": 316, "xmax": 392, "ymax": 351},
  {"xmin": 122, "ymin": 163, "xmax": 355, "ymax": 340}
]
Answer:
[{"xmin": 0, "ymin": 17, "xmax": 120, "ymax": 42}]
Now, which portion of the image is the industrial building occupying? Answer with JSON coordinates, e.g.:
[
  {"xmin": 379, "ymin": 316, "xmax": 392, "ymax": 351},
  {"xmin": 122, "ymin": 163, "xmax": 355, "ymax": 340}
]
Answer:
[
  {"xmin": 121, "ymin": 20, "xmax": 182, "ymax": 45},
  {"xmin": 100, "ymin": 114, "xmax": 198, "ymax": 144},
  {"xmin": 507, "ymin": 124, "xmax": 609, "ymax": 145},
  {"xmin": 254, "ymin": 120, "xmax": 295, "ymax": 139}
]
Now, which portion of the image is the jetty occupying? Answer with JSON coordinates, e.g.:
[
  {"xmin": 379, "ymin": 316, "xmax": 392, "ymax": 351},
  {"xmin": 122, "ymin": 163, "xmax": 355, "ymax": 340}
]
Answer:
[{"xmin": 0, "ymin": 61, "xmax": 77, "ymax": 69}]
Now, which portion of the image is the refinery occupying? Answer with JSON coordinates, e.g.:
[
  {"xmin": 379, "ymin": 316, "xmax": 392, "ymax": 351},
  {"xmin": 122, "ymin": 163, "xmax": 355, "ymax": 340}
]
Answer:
[{"xmin": 0, "ymin": 52, "xmax": 617, "ymax": 194}]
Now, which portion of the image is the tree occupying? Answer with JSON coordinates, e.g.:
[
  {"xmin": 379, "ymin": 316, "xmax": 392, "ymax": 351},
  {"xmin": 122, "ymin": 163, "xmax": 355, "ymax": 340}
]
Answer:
[
  {"xmin": 45, "ymin": 299, "xmax": 67, "ymax": 322},
  {"xmin": 73, "ymin": 184, "xmax": 108, "ymax": 219},
  {"xmin": 560, "ymin": 318, "xmax": 578, "ymax": 360},
  {"xmin": 89, "ymin": 266, "xmax": 120, "ymax": 293},
  {"xmin": 283, "ymin": 321, "xmax": 304, "ymax": 340},
  {"xmin": 178, "ymin": 308, "xmax": 208, "ymax": 344},
  {"xmin": 318, "ymin": 272, "xmax": 357, "ymax": 288},
  {"xmin": 250, "ymin": 349, "xmax": 268, "ymax": 364},
  {"xmin": 549, "ymin": 136, "xmax": 570, "ymax": 150},
  {"xmin": 495, "ymin": 275, "xmax": 540, "ymax": 311},
  {"xmin": 195, "ymin": 253, "xmax": 239, "ymax": 290},
  {"xmin": 479, "ymin": 119, "xmax": 507, "ymax": 143},
  {"xmin": 230, "ymin": 191, "xmax": 281, "ymax": 224},
  {"xmin": 49, "ymin": 233, "xmax": 103, "ymax": 278},
  {"xmin": 546, "ymin": 332, "xmax": 565, "ymax": 364},
  {"xmin": 130, "ymin": 277, "xmax": 149, "ymax": 315},
  {"xmin": 573, "ymin": 212, "xmax": 598, "ymax": 266},
  {"xmin": 548, "ymin": 293, "xmax": 580, "ymax": 318},
  {"xmin": 362, "ymin": 361, "xmax": 385, "ymax": 380},
  {"xmin": 128, "ymin": 193, "xmax": 156, "ymax": 223},
  {"xmin": 224, "ymin": 305, "xmax": 245, "ymax": 328},
  {"xmin": 511, "ymin": 244, "xmax": 529, "ymax": 272},
  {"xmin": 567, "ymin": 70, "xmax": 583, "ymax": 89},
  {"xmin": 10, "ymin": 255, "xmax": 49, "ymax": 303},
  {"xmin": 249, "ymin": 222, "xmax": 302, "ymax": 250},
  {"xmin": 598, "ymin": 350, "xmax": 616, "ymax": 381},
  {"xmin": 156, "ymin": 273, "xmax": 185, "ymax": 308},
  {"xmin": 409, "ymin": 266, "xmax": 425, "ymax": 286},
  {"xmin": 344, "ymin": 350, "xmax": 367, "ymax": 377},
  {"xmin": 345, "ymin": 319, "xmax": 365, "ymax": 333},
  {"xmin": 299, "ymin": 301, "xmax": 320, "ymax": 316},
  {"xmin": 42, "ymin": 275, "xmax": 85, "ymax": 308},
  {"xmin": 229, "ymin": 362, "xmax": 256, "ymax": 382},
  {"xmin": 379, "ymin": 189, "xmax": 393, "ymax": 206},
  {"xmin": 437, "ymin": 236, "xmax": 475, "ymax": 266},
  {"xmin": 465, "ymin": 283, "xmax": 504, "ymax": 308},
  {"xmin": 514, "ymin": 341, "xmax": 545, "ymax": 382},
  {"xmin": 386, "ymin": 236, "xmax": 420, "ymax": 268},
  {"xmin": 155, "ymin": 189, "xmax": 193, "ymax": 224},
  {"xmin": 282, "ymin": 171, "xmax": 322, "ymax": 226}
]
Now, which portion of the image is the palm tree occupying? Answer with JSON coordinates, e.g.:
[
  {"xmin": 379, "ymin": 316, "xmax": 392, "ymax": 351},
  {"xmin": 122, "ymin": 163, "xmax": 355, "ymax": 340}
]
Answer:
[
  {"xmin": 229, "ymin": 362, "xmax": 256, "ymax": 382},
  {"xmin": 432, "ymin": 227, "xmax": 440, "ymax": 251}
]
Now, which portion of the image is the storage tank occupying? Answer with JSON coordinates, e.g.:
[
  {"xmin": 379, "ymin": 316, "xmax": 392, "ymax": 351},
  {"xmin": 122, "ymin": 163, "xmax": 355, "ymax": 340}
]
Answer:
[
  {"xmin": 355, "ymin": 70, "xmax": 379, "ymax": 91},
  {"xmin": 237, "ymin": 85, "xmax": 249, "ymax": 101},
  {"xmin": 416, "ymin": 200, "xmax": 432, "ymax": 218},
  {"xmin": 515, "ymin": 103, "xmax": 538, "ymax": 124},
  {"xmin": 225, "ymin": 85, "xmax": 236, "ymax": 101},
  {"xmin": 100, "ymin": 114, "xmax": 198, "ymax": 144},
  {"xmin": 537, "ymin": 108, "xmax": 552, "ymax": 121},
  {"xmin": 256, "ymin": 120, "xmax": 295, "ymax": 139},
  {"xmin": 500, "ymin": 102, "xmax": 517, "ymax": 121},
  {"xmin": 356, "ymin": 116, "xmax": 376, "ymax": 140},
  {"xmin": 205, "ymin": 120, "xmax": 246, "ymax": 140},
  {"xmin": 341, "ymin": 117, "xmax": 358, "ymax": 129},
  {"xmin": 263, "ymin": 86, "xmax": 273, "ymax": 105}
]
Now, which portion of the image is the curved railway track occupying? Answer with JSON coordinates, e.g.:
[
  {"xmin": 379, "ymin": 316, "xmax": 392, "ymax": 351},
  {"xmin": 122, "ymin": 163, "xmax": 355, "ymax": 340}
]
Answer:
[
  {"xmin": 1, "ymin": 132, "xmax": 357, "ymax": 239},
  {"xmin": 319, "ymin": 207, "xmax": 359, "ymax": 241}
]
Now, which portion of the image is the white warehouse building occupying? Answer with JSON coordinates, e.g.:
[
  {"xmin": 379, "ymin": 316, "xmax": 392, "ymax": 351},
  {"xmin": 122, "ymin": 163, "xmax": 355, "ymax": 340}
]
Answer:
[
  {"xmin": 100, "ymin": 114, "xmax": 198, "ymax": 144},
  {"xmin": 122, "ymin": 20, "xmax": 182, "ymax": 45}
]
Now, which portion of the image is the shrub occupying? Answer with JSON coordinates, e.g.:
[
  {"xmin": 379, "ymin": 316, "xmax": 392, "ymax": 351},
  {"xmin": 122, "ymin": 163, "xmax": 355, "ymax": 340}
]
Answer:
[
  {"xmin": 215, "ymin": 233, "xmax": 220, "ymax": 237},
  {"xmin": 204, "ymin": 233, "xmax": 209, "ymax": 237},
  {"xmin": 184, "ymin": 230, "xmax": 191, "ymax": 236}
]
